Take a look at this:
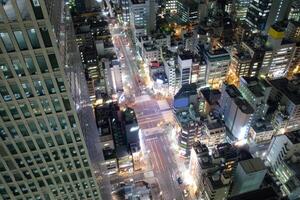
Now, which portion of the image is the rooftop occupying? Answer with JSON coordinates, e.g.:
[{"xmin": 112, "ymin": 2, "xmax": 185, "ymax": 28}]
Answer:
[
  {"xmin": 228, "ymin": 187, "xmax": 280, "ymax": 200},
  {"xmin": 225, "ymin": 85, "xmax": 254, "ymax": 114},
  {"xmin": 239, "ymin": 158, "xmax": 266, "ymax": 174},
  {"xmin": 251, "ymin": 119, "xmax": 274, "ymax": 133},
  {"xmin": 201, "ymin": 87, "xmax": 221, "ymax": 105},
  {"xmin": 286, "ymin": 129, "xmax": 300, "ymax": 144},
  {"xmin": 178, "ymin": 52, "xmax": 193, "ymax": 60},
  {"xmin": 143, "ymin": 42, "xmax": 158, "ymax": 52},
  {"xmin": 193, "ymin": 142, "xmax": 209, "ymax": 155},
  {"xmin": 131, "ymin": 0, "xmax": 146, "ymax": 4},
  {"xmin": 269, "ymin": 77, "xmax": 300, "ymax": 105}
]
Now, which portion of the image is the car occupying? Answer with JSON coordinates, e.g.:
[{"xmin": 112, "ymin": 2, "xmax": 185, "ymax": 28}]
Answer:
[
  {"xmin": 177, "ymin": 177, "xmax": 183, "ymax": 184},
  {"xmin": 183, "ymin": 189, "xmax": 189, "ymax": 197}
]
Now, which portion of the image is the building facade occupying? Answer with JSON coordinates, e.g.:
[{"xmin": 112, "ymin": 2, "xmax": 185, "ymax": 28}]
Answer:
[{"xmin": 0, "ymin": 1, "xmax": 101, "ymax": 199}]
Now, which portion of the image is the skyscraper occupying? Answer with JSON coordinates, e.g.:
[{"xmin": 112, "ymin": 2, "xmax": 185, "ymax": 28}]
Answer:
[
  {"xmin": 0, "ymin": 1, "xmax": 101, "ymax": 199},
  {"xmin": 245, "ymin": 0, "xmax": 292, "ymax": 32}
]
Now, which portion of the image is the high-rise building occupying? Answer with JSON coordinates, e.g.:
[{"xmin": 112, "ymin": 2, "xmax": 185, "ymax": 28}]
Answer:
[
  {"xmin": 231, "ymin": 158, "xmax": 267, "ymax": 196},
  {"xmin": 235, "ymin": 0, "xmax": 251, "ymax": 22},
  {"xmin": 202, "ymin": 47, "xmax": 230, "ymax": 89},
  {"xmin": 239, "ymin": 76, "xmax": 272, "ymax": 120},
  {"xmin": 267, "ymin": 76, "xmax": 300, "ymax": 131},
  {"xmin": 245, "ymin": 0, "xmax": 272, "ymax": 32},
  {"xmin": 121, "ymin": 0, "xmax": 130, "ymax": 23},
  {"xmin": 245, "ymin": 0, "xmax": 292, "ymax": 32},
  {"xmin": 219, "ymin": 84, "xmax": 254, "ymax": 141},
  {"xmin": 265, "ymin": 130, "xmax": 300, "ymax": 199},
  {"xmin": 260, "ymin": 25, "xmax": 296, "ymax": 78},
  {"xmin": 0, "ymin": 1, "xmax": 101, "ymax": 199},
  {"xmin": 288, "ymin": 0, "xmax": 300, "ymax": 22},
  {"xmin": 178, "ymin": 53, "xmax": 193, "ymax": 86}
]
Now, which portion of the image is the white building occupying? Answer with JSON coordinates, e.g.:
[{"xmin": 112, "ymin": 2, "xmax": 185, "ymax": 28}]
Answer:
[
  {"xmin": 260, "ymin": 25, "xmax": 296, "ymax": 79},
  {"xmin": 219, "ymin": 84, "xmax": 254, "ymax": 141},
  {"xmin": 178, "ymin": 53, "xmax": 193, "ymax": 86},
  {"xmin": 203, "ymin": 48, "xmax": 230, "ymax": 89}
]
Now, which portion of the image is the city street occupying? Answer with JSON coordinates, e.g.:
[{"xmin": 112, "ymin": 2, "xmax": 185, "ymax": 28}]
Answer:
[{"xmin": 110, "ymin": 22, "xmax": 190, "ymax": 200}]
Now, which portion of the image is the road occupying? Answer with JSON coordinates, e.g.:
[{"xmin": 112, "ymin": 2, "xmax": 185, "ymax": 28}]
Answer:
[
  {"xmin": 62, "ymin": 6, "xmax": 112, "ymax": 200},
  {"xmin": 110, "ymin": 21, "xmax": 189, "ymax": 200}
]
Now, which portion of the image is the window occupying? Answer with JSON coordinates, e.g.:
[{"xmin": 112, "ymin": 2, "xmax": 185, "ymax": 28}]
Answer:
[
  {"xmin": 52, "ymin": 150, "xmax": 60, "ymax": 160},
  {"xmin": 40, "ymin": 98, "xmax": 51, "ymax": 114},
  {"xmin": 25, "ymin": 57, "xmax": 37, "ymax": 75},
  {"xmin": 62, "ymin": 96, "xmax": 71, "ymax": 111},
  {"xmin": 45, "ymin": 136, "xmax": 54, "ymax": 147},
  {"xmin": 40, "ymin": 28, "xmax": 51, "ymax": 47},
  {"xmin": 45, "ymin": 79, "xmax": 56, "ymax": 94},
  {"xmin": 56, "ymin": 77, "xmax": 66, "ymax": 92},
  {"xmin": 48, "ymin": 54, "xmax": 59, "ymax": 71},
  {"xmin": 0, "ymin": 107, "xmax": 10, "ymax": 122},
  {"xmin": 15, "ymin": 158, "xmax": 25, "ymax": 168},
  {"xmin": 52, "ymin": 97, "xmax": 62, "ymax": 112},
  {"xmin": 16, "ymin": 142, "xmax": 27, "ymax": 153},
  {"xmin": 36, "ymin": 55, "xmax": 48, "ymax": 73},
  {"xmin": 21, "ymin": 82, "xmax": 34, "ymax": 98},
  {"xmin": 58, "ymin": 115, "xmax": 67, "ymax": 129},
  {"xmin": 36, "ymin": 138, "xmax": 45, "ymax": 149},
  {"xmin": 61, "ymin": 149, "xmax": 68, "ymax": 158},
  {"xmin": 47, "ymin": 116, "xmax": 58, "ymax": 131},
  {"xmin": 14, "ymin": 31, "xmax": 27, "ymax": 50},
  {"xmin": 6, "ymin": 144, "xmax": 17, "ymax": 154},
  {"xmin": 27, "ymin": 121, "xmax": 38, "ymax": 134},
  {"xmin": 33, "ymin": 154, "xmax": 43, "ymax": 164},
  {"xmin": 26, "ymin": 140, "xmax": 36, "ymax": 151},
  {"xmin": 9, "ymin": 83, "xmax": 23, "ymax": 100},
  {"xmin": 0, "ymin": 128, "xmax": 7, "ymax": 140},
  {"xmin": 19, "ymin": 103, "xmax": 31, "ymax": 118},
  {"xmin": 68, "ymin": 115, "xmax": 76, "ymax": 128},
  {"xmin": 12, "ymin": 59, "xmax": 25, "ymax": 76},
  {"xmin": 2, "ymin": 1, "xmax": 17, "ymax": 21},
  {"xmin": 16, "ymin": 0, "xmax": 31, "ymax": 20},
  {"xmin": 9, "ymin": 106, "xmax": 21, "ymax": 120},
  {"xmin": 27, "ymin": 29, "xmax": 40, "ymax": 49},
  {"xmin": 0, "ymin": 86, "xmax": 11, "ymax": 101},
  {"xmin": 43, "ymin": 152, "xmax": 51, "ymax": 162},
  {"xmin": 37, "ymin": 118, "xmax": 48, "ymax": 133},
  {"xmin": 29, "ymin": 100, "xmax": 41, "ymax": 116},
  {"xmin": 30, "ymin": 0, "xmax": 43, "ymax": 19},
  {"xmin": 7, "ymin": 126, "xmax": 18, "ymax": 138},
  {"xmin": 18, "ymin": 124, "xmax": 29, "ymax": 136},
  {"xmin": 0, "ymin": 32, "xmax": 15, "ymax": 52},
  {"xmin": 64, "ymin": 132, "xmax": 73, "ymax": 144},
  {"xmin": 0, "ymin": 63, "xmax": 13, "ymax": 79},
  {"xmin": 55, "ymin": 135, "xmax": 64, "ymax": 145},
  {"xmin": 33, "ymin": 80, "xmax": 45, "ymax": 96}
]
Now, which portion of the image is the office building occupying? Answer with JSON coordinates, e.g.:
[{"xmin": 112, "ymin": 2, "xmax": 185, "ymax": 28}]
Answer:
[
  {"xmin": 239, "ymin": 76, "xmax": 272, "ymax": 120},
  {"xmin": 265, "ymin": 130, "xmax": 300, "ymax": 199},
  {"xmin": 178, "ymin": 53, "xmax": 193, "ymax": 86},
  {"xmin": 173, "ymin": 84, "xmax": 200, "ymax": 156},
  {"xmin": 268, "ymin": 76, "xmax": 300, "ymax": 131},
  {"xmin": 121, "ymin": 0, "xmax": 130, "ymax": 23},
  {"xmin": 201, "ymin": 114, "xmax": 226, "ymax": 149},
  {"xmin": 285, "ymin": 20, "xmax": 300, "ymax": 42},
  {"xmin": 0, "ymin": 1, "xmax": 101, "ymax": 199},
  {"xmin": 231, "ymin": 158, "xmax": 267, "ymax": 196},
  {"xmin": 260, "ymin": 24, "xmax": 296, "ymax": 78},
  {"xmin": 245, "ymin": 0, "xmax": 272, "ymax": 32},
  {"xmin": 161, "ymin": 48, "xmax": 178, "ymax": 96},
  {"xmin": 202, "ymin": 47, "xmax": 230, "ymax": 89},
  {"xmin": 230, "ymin": 51, "xmax": 252, "ymax": 77},
  {"xmin": 249, "ymin": 119, "xmax": 275, "ymax": 144},
  {"xmin": 288, "ymin": 0, "xmax": 300, "ymax": 22},
  {"xmin": 219, "ymin": 84, "xmax": 254, "ymax": 141},
  {"xmin": 235, "ymin": 0, "xmax": 251, "ymax": 22},
  {"xmin": 129, "ymin": 0, "xmax": 156, "ymax": 39},
  {"xmin": 245, "ymin": 0, "xmax": 292, "ymax": 32}
]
